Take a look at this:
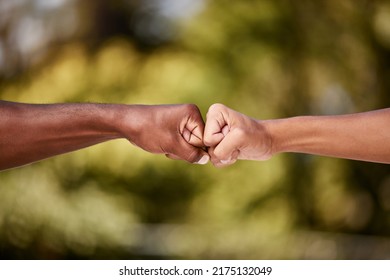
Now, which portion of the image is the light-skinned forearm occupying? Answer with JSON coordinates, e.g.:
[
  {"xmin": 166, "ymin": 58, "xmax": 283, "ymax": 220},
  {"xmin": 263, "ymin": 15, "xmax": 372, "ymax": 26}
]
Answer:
[
  {"xmin": 264, "ymin": 108, "xmax": 390, "ymax": 163},
  {"xmin": 0, "ymin": 101, "xmax": 132, "ymax": 170}
]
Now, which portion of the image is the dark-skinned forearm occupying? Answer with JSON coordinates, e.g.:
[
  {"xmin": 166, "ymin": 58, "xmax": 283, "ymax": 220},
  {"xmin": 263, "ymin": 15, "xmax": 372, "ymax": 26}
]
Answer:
[{"xmin": 0, "ymin": 101, "xmax": 132, "ymax": 170}]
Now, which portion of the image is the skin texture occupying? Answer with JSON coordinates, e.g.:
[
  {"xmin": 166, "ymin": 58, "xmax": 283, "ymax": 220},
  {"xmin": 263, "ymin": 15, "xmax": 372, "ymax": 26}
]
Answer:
[
  {"xmin": 204, "ymin": 103, "xmax": 273, "ymax": 167},
  {"xmin": 204, "ymin": 103, "xmax": 390, "ymax": 167},
  {"xmin": 2, "ymin": 101, "xmax": 389, "ymax": 170},
  {"xmin": 0, "ymin": 101, "xmax": 209, "ymax": 171}
]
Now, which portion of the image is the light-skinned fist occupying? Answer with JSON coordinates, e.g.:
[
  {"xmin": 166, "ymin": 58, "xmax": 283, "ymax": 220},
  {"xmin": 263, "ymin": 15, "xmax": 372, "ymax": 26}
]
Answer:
[{"xmin": 204, "ymin": 103, "xmax": 273, "ymax": 167}]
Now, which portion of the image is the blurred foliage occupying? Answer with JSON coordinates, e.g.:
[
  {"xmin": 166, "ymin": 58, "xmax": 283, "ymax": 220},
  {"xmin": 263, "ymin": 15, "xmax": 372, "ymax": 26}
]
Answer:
[{"xmin": 1, "ymin": 0, "xmax": 390, "ymax": 259}]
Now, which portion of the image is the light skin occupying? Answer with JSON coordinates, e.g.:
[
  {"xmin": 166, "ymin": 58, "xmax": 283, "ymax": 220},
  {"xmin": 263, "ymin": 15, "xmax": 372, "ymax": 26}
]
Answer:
[
  {"xmin": 0, "ymin": 101, "xmax": 209, "ymax": 171},
  {"xmin": 204, "ymin": 103, "xmax": 390, "ymax": 167}
]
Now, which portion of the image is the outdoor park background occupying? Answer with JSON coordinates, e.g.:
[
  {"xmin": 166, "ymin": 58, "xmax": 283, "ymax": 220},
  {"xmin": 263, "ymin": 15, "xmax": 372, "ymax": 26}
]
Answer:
[{"xmin": 0, "ymin": 0, "xmax": 390, "ymax": 259}]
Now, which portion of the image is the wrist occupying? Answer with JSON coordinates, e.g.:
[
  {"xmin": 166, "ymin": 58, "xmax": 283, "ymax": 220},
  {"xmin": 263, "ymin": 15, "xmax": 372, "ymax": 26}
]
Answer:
[
  {"xmin": 255, "ymin": 119, "xmax": 277, "ymax": 159},
  {"xmin": 263, "ymin": 116, "xmax": 320, "ymax": 156},
  {"xmin": 113, "ymin": 104, "xmax": 154, "ymax": 141},
  {"xmin": 261, "ymin": 118, "xmax": 299, "ymax": 156},
  {"xmin": 95, "ymin": 104, "xmax": 137, "ymax": 139}
]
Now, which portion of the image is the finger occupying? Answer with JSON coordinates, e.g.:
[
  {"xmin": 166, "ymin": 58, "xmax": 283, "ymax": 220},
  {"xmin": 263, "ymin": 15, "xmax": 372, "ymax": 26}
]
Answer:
[
  {"xmin": 213, "ymin": 129, "xmax": 241, "ymax": 163},
  {"xmin": 182, "ymin": 127, "xmax": 192, "ymax": 143},
  {"xmin": 172, "ymin": 138, "xmax": 210, "ymax": 164},
  {"xmin": 182, "ymin": 126, "xmax": 204, "ymax": 148},
  {"xmin": 207, "ymin": 146, "xmax": 220, "ymax": 166},
  {"xmin": 215, "ymin": 158, "xmax": 237, "ymax": 168},
  {"xmin": 221, "ymin": 124, "xmax": 230, "ymax": 136},
  {"xmin": 182, "ymin": 105, "xmax": 206, "ymax": 148},
  {"xmin": 165, "ymin": 154, "xmax": 181, "ymax": 160},
  {"xmin": 208, "ymin": 147, "xmax": 236, "ymax": 168},
  {"xmin": 166, "ymin": 152, "xmax": 209, "ymax": 165},
  {"xmin": 204, "ymin": 104, "xmax": 229, "ymax": 147}
]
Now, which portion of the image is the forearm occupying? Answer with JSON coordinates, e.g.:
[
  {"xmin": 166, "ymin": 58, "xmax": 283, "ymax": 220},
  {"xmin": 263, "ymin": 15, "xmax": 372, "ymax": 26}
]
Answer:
[
  {"xmin": 265, "ymin": 108, "xmax": 390, "ymax": 163},
  {"xmin": 0, "ymin": 101, "xmax": 131, "ymax": 170}
]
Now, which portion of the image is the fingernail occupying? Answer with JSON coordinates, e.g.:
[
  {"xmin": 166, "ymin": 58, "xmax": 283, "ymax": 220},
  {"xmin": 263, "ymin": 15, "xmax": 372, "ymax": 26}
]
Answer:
[
  {"xmin": 220, "ymin": 159, "xmax": 231, "ymax": 165},
  {"xmin": 196, "ymin": 155, "xmax": 209, "ymax": 165}
]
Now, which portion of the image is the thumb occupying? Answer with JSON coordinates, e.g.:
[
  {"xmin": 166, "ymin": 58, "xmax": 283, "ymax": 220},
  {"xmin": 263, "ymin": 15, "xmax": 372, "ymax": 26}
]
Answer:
[
  {"xmin": 182, "ymin": 106, "xmax": 206, "ymax": 148},
  {"xmin": 168, "ymin": 140, "xmax": 210, "ymax": 164},
  {"xmin": 212, "ymin": 130, "xmax": 240, "ymax": 165}
]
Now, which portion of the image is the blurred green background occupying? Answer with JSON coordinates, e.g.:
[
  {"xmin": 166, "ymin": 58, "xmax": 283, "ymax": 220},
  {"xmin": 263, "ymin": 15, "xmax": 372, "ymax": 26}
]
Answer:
[{"xmin": 1, "ymin": 0, "xmax": 390, "ymax": 259}]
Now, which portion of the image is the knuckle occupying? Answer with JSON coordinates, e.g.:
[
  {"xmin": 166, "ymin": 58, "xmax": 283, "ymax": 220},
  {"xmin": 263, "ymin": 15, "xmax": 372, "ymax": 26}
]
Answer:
[
  {"xmin": 203, "ymin": 136, "xmax": 213, "ymax": 147},
  {"xmin": 183, "ymin": 103, "xmax": 199, "ymax": 114},
  {"xmin": 203, "ymin": 135, "xmax": 221, "ymax": 148},
  {"xmin": 210, "ymin": 103, "xmax": 225, "ymax": 110},
  {"xmin": 207, "ymin": 103, "xmax": 225, "ymax": 115},
  {"xmin": 203, "ymin": 140, "xmax": 211, "ymax": 147}
]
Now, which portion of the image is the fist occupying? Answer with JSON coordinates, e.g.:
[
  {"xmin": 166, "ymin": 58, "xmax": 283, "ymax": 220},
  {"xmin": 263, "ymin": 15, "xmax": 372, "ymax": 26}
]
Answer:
[
  {"xmin": 204, "ymin": 103, "xmax": 273, "ymax": 167},
  {"xmin": 123, "ymin": 104, "xmax": 209, "ymax": 164}
]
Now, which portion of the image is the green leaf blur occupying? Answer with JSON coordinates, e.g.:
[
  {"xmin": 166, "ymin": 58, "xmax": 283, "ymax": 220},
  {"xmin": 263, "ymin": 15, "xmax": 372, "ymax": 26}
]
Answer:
[{"xmin": 0, "ymin": 0, "xmax": 390, "ymax": 259}]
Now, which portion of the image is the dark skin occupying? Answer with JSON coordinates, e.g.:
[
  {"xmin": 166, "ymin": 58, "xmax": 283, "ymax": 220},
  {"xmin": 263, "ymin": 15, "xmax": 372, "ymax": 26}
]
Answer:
[{"xmin": 0, "ymin": 101, "xmax": 209, "ymax": 171}]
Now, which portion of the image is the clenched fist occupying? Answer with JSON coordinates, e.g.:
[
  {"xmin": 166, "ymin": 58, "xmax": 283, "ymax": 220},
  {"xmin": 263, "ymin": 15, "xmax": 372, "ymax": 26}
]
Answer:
[
  {"xmin": 120, "ymin": 104, "xmax": 210, "ymax": 164},
  {"xmin": 204, "ymin": 103, "xmax": 273, "ymax": 167}
]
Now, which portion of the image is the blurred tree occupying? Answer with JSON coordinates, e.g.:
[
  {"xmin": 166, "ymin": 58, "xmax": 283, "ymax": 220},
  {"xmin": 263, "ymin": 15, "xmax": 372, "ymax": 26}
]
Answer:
[{"xmin": 0, "ymin": 0, "xmax": 389, "ymax": 260}]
